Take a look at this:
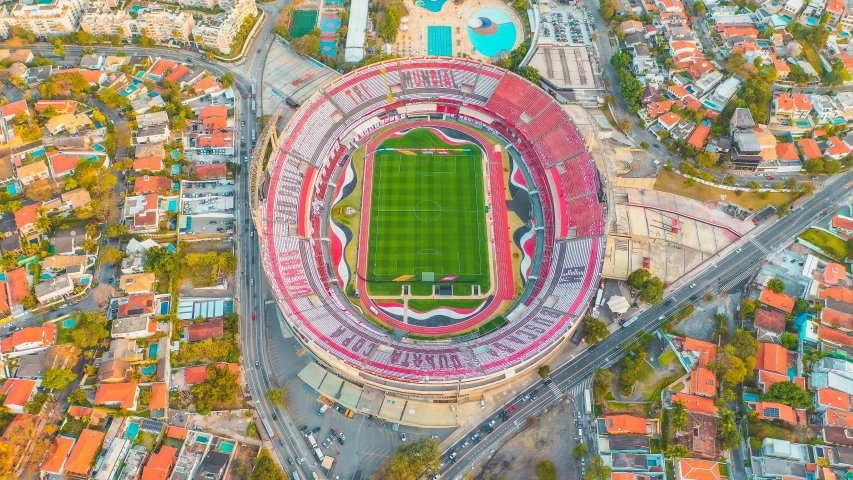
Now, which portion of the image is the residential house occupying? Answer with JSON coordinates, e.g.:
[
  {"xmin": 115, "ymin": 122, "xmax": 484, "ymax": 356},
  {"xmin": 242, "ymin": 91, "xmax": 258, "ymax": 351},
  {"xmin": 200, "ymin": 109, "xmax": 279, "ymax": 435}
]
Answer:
[
  {"xmin": 60, "ymin": 188, "xmax": 91, "ymax": 212},
  {"xmin": 675, "ymin": 458, "xmax": 721, "ymax": 480},
  {"xmin": 150, "ymin": 382, "xmax": 168, "ymax": 419},
  {"xmin": 39, "ymin": 435, "xmax": 76, "ymax": 478},
  {"xmin": 135, "ymin": 124, "xmax": 170, "ymax": 144},
  {"xmin": 0, "ymin": 378, "xmax": 38, "ymax": 413},
  {"xmin": 34, "ymin": 274, "xmax": 74, "ymax": 304},
  {"xmin": 16, "ymin": 161, "xmax": 50, "ymax": 186},
  {"xmin": 183, "ymin": 363, "xmax": 240, "ymax": 385},
  {"xmin": 688, "ymin": 367, "xmax": 718, "ymax": 397},
  {"xmin": 196, "ymin": 163, "xmax": 227, "ymax": 180},
  {"xmin": 141, "ymin": 445, "xmax": 177, "ymax": 479},
  {"xmin": 25, "ymin": 65, "xmax": 53, "ymax": 85},
  {"xmin": 48, "ymin": 152, "xmax": 79, "ymax": 178},
  {"xmin": 183, "ymin": 317, "xmax": 224, "ymax": 342},
  {"xmin": 44, "ymin": 113, "xmax": 91, "ymax": 135},
  {"xmin": 798, "ymin": 138, "xmax": 823, "ymax": 160},
  {"xmin": 0, "ymin": 100, "xmax": 29, "ymax": 145},
  {"xmin": 134, "ymin": 176, "xmax": 172, "ymax": 194},
  {"xmin": 111, "ymin": 315, "xmax": 157, "ymax": 339},
  {"xmin": 118, "ymin": 272, "xmax": 157, "ymax": 295},
  {"xmin": 604, "ymin": 415, "xmax": 660, "ymax": 435},
  {"xmin": 0, "ymin": 324, "xmax": 56, "ymax": 357},
  {"xmin": 79, "ymin": 54, "xmax": 104, "ymax": 70},
  {"xmin": 64, "ymin": 429, "xmax": 105, "ymax": 478},
  {"xmin": 747, "ymin": 400, "xmax": 806, "ymax": 425},
  {"xmin": 755, "ymin": 309, "xmax": 787, "ymax": 343},
  {"xmin": 133, "ymin": 156, "xmax": 165, "ymax": 172},
  {"xmin": 671, "ymin": 392, "xmax": 717, "ymax": 415},
  {"xmin": 94, "ymin": 382, "xmax": 139, "ymax": 410},
  {"xmin": 760, "ymin": 288, "xmax": 796, "ymax": 314},
  {"xmin": 6, "ymin": 267, "xmax": 29, "ymax": 307},
  {"xmin": 100, "ymin": 338, "xmax": 142, "ymax": 363},
  {"xmin": 97, "ymin": 359, "xmax": 133, "ymax": 383},
  {"xmin": 51, "ymin": 227, "xmax": 86, "ymax": 255}
]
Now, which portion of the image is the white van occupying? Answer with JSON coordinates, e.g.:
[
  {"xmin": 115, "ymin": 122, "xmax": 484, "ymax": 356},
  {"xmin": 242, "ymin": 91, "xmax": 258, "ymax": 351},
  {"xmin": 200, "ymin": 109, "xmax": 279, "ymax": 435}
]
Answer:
[{"xmin": 318, "ymin": 404, "xmax": 329, "ymax": 416}]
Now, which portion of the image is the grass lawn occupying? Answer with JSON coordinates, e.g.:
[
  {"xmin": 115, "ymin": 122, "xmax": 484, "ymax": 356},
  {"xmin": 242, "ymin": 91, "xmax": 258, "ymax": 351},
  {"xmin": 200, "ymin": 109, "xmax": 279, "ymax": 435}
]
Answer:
[
  {"xmin": 719, "ymin": 463, "xmax": 730, "ymax": 478},
  {"xmin": 799, "ymin": 228, "xmax": 849, "ymax": 262},
  {"xmin": 366, "ymin": 129, "xmax": 489, "ymax": 295},
  {"xmin": 134, "ymin": 431, "xmax": 158, "ymax": 452},
  {"xmin": 654, "ymin": 169, "xmax": 798, "ymax": 211},
  {"xmin": 636, "ymin": 361, "xmax": 656, "ymax": 383},
  {"xmin": 659, "ymin": 350, "xmax": 678, "ymax": 368},
  {"xmin": 649, "ymin": 438, "xmax": 661, "ymax": 454},
  {"xmin": 407, "ymin": 298, "xmax": 485, "ymax": 311},
  {"xmin": 56, "ymin": 321, "xmax": 74, "ymax": 344}
]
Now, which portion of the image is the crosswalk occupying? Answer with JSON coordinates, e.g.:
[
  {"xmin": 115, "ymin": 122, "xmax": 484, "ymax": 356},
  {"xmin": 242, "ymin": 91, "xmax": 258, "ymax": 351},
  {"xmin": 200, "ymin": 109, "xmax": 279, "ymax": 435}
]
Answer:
[
  {"xmin": 749, "ymin": 238, "xmax": 770, "ymax": 255},
  {"xmin": 719, "ymin": 262, "xmax": 760, "ymax": 292},
  {"xmin": 546, "ymin": 380, "xmax": 562, "ymax": 396}
]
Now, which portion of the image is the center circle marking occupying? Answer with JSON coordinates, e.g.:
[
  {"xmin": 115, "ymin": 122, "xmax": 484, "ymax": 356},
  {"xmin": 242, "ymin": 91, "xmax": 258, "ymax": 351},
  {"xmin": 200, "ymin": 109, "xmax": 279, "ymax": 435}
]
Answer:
[{"xmin": 414, "ymin": 200, "xmax": 442, "ymax": 222}]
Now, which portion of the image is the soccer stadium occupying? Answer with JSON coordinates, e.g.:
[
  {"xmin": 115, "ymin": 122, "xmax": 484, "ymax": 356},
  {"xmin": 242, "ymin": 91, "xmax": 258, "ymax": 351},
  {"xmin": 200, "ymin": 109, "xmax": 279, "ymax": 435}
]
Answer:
[{"xmin": 257, "ymin": 57, "xmax": 606, "ymax": 399}]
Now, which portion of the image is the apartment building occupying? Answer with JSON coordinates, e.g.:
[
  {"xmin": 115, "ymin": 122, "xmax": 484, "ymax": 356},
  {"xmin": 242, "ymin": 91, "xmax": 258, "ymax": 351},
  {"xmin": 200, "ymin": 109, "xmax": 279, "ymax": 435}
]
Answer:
[
  {"xmin": 0, "ymin": 0, "xmax": 88, "ymax": 38},
  {"xmin": 178, "ymin": 0, "xmax": 218, "ymax": 9},
  {"xmin": 80, "ymin": 7, "xmax": 194, "ymax": 42},
  {"xmin": 191, "ymin": 0, "xmax": 257, "ymax": 54}
]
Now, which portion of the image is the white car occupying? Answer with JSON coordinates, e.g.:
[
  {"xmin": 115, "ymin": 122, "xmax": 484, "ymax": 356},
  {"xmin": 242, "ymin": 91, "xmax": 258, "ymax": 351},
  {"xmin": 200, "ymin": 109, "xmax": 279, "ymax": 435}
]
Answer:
[{"xmin": 400, "ymin": 433, "xmax": 407, "ymax": 442}]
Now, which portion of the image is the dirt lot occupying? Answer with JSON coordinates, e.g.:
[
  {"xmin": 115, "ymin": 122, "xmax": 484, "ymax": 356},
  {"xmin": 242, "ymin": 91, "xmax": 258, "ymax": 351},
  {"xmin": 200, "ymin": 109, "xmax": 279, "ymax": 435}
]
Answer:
[
  {"xmin": 478, "ymin": 400, "xmax": 579, "ymax": 480},
  {"xmin": 611, "ymin": 336, "xmax": 686, "ymax": 403},
  {"xmin": 226, "ymin": 443, "xmax": 261, "ymax": 480},
  {"xmin": 673, "ymin": 293, "xmax": 734, "ymax": 342}
]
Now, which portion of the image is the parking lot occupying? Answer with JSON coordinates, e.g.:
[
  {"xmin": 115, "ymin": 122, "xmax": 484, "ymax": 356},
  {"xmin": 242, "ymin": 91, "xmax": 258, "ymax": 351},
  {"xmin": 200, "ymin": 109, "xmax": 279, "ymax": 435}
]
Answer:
[{"xmin": 540, "ymin": 4, "xmax": 594, "ymax": 46}]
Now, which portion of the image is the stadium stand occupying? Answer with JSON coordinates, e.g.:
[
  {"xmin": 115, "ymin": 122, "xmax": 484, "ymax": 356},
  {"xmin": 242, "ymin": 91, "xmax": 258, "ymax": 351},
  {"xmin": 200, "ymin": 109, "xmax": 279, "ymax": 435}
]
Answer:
[{"xmin": 262, "ymin": 58, "xmax": 605, "ymax": 387}]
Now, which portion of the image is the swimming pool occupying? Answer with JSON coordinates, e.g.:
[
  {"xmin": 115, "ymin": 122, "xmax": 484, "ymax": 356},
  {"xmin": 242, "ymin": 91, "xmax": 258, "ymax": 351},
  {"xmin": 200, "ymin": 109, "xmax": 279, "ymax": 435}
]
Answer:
[
  {"xmin": 63, "ymin": 318, "xmax": 76, "ymax": 328},
  {"xmin": 126, "ymin": 423, "xmax": 140, "ymax": 439},
  {"xmin": 419, "ymin": 0, "xmax": 448, "ymax": 12},
  {"xmin": 467, "ymin": 9, "xmax": 517, "ymax": 57},
  {"xmin": 219, "ymin": 442, "xmax": 235, "ymax": 453},
  {"xmin": 148, "ymin": 343, "xmax": 158, "ymax": 358},
  {"xmin": 171, "ymin": 165, "xmax": 181, "ymax": 175},
  {"xmin": 141, "ymin": 365, "xmax": 156, "ymax": 375},
  {"xmin": 427, "ymin": 26, "xmax": 453, "ymax": 56},
  {"xmin": 196, "ymin": 435, "xmax": 210, "ymax": 443}
]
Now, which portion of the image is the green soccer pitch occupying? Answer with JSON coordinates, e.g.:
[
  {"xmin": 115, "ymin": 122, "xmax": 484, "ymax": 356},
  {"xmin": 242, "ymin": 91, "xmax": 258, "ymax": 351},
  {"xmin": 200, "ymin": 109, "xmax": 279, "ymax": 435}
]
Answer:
[{"xmin": 366, "ymin": 128, "xmax": 490, "ymax": 293}]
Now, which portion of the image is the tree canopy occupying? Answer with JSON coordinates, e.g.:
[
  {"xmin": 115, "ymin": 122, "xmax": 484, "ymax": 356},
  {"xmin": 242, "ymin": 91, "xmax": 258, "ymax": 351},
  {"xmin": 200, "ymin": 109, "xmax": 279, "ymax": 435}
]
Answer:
[
  {"xmin": 42, "ymin": 368, "xmax": 77, "ymax": 390},
  {"xmin": 584, "ymin": 317, "xmax": 609, "ymax": 345},
  {"xmin": 190, "ymin": 365, "xmax": 241, "ymax": 414},
  {"xmin": 627, "ymin": 268, "xmax": 651, "ymax": 290},
  {"xmin": 249, "ymin": 449, "xmax": 286, "ymax": 480},
  {"xmin": 761, "ymin": 381, "xmax": 813, "ymax": 408},
  {"xmin": 767, "ymin": 277, "xmax": 786, "ymax": 294},
  {"xmin": 378, "ymin": 438, "xmax": 440, "ymax": 480}
]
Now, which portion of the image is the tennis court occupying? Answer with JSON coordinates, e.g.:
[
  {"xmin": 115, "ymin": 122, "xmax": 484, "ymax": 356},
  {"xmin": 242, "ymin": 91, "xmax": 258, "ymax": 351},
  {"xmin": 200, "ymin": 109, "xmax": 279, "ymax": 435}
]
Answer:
[
  {"xmin": 427, "ymin": 26, "xmax": 453, "ymax": 56},
  {"xmin": 290, "ymin": 9, "xmax": 319, "ymax": 38},
  {"xmin": 366, "ymin": 129, "xmax": 489, "ymax": 291}
]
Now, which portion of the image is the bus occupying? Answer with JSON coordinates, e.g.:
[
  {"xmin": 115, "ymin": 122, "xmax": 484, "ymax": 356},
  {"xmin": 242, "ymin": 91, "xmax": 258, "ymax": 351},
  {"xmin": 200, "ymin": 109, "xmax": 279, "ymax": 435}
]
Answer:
[
  {"xmin": 583, "ymin": 389, "xmax": 592, "ymax": 415},
  {"xmin": 252, "ymin": 129, "xmax": 257, "ymax": 142},
  {"xmin": 251, "ymin": 100, "xmax": 256, "ymax": 112},
  {"xmin": 251, "ymin": 84, "xmax": 256, "ymax": 97},
  {"xmin": 260, "ymin": 417, "xmax": 276, "ymax": 440}
]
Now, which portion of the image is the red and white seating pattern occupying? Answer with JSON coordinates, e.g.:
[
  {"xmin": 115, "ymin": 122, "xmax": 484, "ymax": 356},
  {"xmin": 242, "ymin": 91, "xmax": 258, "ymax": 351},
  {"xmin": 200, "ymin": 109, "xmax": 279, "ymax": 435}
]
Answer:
[{"xmin": 262, "ymin": 58, "xmax": 606, "ymax": 383}]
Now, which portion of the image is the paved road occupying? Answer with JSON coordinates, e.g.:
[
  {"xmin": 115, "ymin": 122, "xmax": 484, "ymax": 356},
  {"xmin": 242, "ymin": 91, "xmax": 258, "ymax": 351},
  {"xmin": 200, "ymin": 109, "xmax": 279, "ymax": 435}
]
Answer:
[{"xmin": 440, "ymin": 170, "xmax": 853, "ymax": 479}]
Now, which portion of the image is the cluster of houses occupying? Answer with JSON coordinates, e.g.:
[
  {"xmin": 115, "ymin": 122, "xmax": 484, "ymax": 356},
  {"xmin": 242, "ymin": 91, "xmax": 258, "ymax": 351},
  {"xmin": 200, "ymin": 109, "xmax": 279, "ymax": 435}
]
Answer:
[{"xmin": 0, "ymin": 0, "xmax": 258, "ymax": 56}]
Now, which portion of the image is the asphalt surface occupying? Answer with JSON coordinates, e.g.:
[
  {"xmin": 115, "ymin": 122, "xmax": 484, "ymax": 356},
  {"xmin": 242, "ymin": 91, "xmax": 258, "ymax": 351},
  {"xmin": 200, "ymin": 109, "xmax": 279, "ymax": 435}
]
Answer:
[{"xmin": 439, "ymin": 170, "xmax": 853, "ymax": 480}]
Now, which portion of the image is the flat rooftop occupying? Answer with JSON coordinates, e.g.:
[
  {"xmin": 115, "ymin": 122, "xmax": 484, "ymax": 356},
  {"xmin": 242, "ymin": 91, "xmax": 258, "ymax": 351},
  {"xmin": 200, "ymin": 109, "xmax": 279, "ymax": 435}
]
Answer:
[{"xmin": 529, "ymin": 46, "xmax": 598, "ymax": 90}]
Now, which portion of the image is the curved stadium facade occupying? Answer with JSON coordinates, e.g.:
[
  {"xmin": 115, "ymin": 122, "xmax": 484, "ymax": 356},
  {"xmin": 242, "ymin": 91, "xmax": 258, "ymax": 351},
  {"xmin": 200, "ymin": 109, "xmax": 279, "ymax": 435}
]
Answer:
[{"xmin": 261, "ymin": 57, "xmax": 606, "ymax": 399}]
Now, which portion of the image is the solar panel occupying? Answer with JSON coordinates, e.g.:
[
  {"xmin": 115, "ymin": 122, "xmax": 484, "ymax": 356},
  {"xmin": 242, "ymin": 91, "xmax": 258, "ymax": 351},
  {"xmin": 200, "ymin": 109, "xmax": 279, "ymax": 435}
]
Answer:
[
  {"xmin": 764, "ymin": 407, "xmax": 780, "ymax": 418},
  {"xmin": 141, "ymin": 418, "xmax": 165, "ymax": 432}
]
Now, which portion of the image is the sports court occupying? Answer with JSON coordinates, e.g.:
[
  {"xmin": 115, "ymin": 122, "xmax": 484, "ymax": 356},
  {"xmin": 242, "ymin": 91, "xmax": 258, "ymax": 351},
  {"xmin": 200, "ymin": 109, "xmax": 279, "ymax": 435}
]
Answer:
[
  {"xmin": 367, "ymin": 129, "xmax": 488, "ymax": 290},
  {"xmin": 427, "ymin": 26, "xmax": 453, "ymax": 56},
  {"xmin": 290, "ymin": 9, "xmax": 319, "ymax": 38}
]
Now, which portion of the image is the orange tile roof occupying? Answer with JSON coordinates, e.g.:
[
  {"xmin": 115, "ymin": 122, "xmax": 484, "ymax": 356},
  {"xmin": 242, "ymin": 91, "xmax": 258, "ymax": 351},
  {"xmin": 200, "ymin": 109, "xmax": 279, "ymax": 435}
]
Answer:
[
  {"xmin": 163, "ymin": 65, "xmax": 190, "ymax": 83},
  {"xmin": 774, "ymin": 57, "xmax": 791, "ymax": 74},
  {"xmin": 150, "ymin": 59, "xmax": 178, "ymax": 77},
  {"xmin": 0, "ymin": 100, "xmax": 28, "ymax": 119},
  {"xmin": 826, "ymin": 136, "xmax": 851, "ymax": 157},
  {"xmin": 0, "ymin": 280, "xmax": 10, "ymax": 314},
  {"xmin": 659, "ymin": 112, "xmax": 682, "ymax": 128},
  {"xmin": 672, "ymin": 392, "xmax": 716, "ymax": 415},
  {"xmin": 14, "ymin": 202, "xmax": 41, "ymax": 230},
  {"xmin": 166, "ymin": 425, "xmax": 188, "ymax": 440},
  {"xmin": 199, "ymin": 105, "xmax": 228, "ymax": 120},
  {"xmin": 689, "ymin": 367, "xmax": 717, "ymax": 397},
  {"xmin": 202, "ymin": 117, "xmax": 227, "ymax": 132},
  {"xmin": 78, "ymin": 70, "xmax": 106, "ymax": 85},
  {"xmin": 776, "ymin": 94, "xmax": 794, "ymax": 112},
  {"xmin": 196, "ymin": 163, "xmax": 227, "ymax": 180},
  {"xmin": 688, "ymin": 124, "xmax": 711, "ymax": 149},
  {"xmin": 0, "ymin": 323, "xmax": 56, "ymax": 353},
  {"xmin": 776, "ymin": 143, "xmax": 799, "ymax": 161},
  {"xmin": 820, "ymin": 325, "xmax": 853, "ymax": 347},
  {"xmin": 755, "ymin": 309, "xmax": 786, "ymax": 334},
  {"xmin": 134, "ymin": 176, "xmax": 172, "ymax": 194},
  {"xmin": 683, "ymin": 337, "xmax": 717, "ymax": 367},
  {"xmin": 646, "ymin": 100, "xmax": 674, "ymax": 119},
  {"xmin": 48, "ymin": 151, "xmax": 79, "ymax": 176},
  {"xmin": 605, "ymin": 415, "xmax": 648, "ymax": 434},
  {"xmin": 6, "ymin": 267, "xmax": 28, "ymax": 305},
  {"xmin": 815, "ymin": 129, "xmax": 827, "ymax": 138},
  {"xmin": 818, "ymin": 388, "xmax": 850, "ymax": 410},
  {"xmin": 825, "ymin": 262, "xmax": 847, "ymax": 285},
  {"xmin": 678, "ymin": 458, "xmax": 721, "ymax": 480},
  {"xmin": 682, "ymin": 96, "xmax": 703, "ymax": 111},
  {"xmin": 2, "ymin": 413, "xmax": 38, "ymax": 439},
  {"xmin": 755, "ymin": 342, "xmax": 788, "ymax": 375},
  {"xmin": 752, "ymin": 401, "xmax": 804, "ymax": 425},
  {"xmin": 829, "ymin": 0, "xmax": 845, "ymax": 12},
  {"xmin": 758, "ymin": 370, "xmax": 790, "ymax": 392},
  {"xmin": 837, "ymin": 54, "xmax": 853, "ymax": 73},
  {"xmin": 823, "ymin": 307, "xmax": 853, "ymax": 330},
  {"xmin": 117, "ymin": 293, "xmax": 156, "ymax": 317},
  {"xmin": 687, "ymin": 61, "xmax": 715, "ymax": 80},
  {"xmin": 184, "ymin": 363, "xmax": 240, "ymax": 385},
  {"xmin": 668, "ymin": 85, "xmax": 690, "ymax": 99},
  {"xmin": 832, "ymin": 215, "xmax": 853, "ymax": 233},
  {"xmin": 133, "ymin": 156, "xmax": 164, "ymax": 172},
  {"xmin": 94, "ymin": 382, "xmax": 137, "ymax": 409},
  {"xmin": 820, "ymin": 285, "xmax": 853, "ymax": 303},
  {"xmin": 192, "ymin": 76, "xmax": 219, "ymax": 93},
  {"xmin": 141, "ymin": 445, "xmax": 177, "ymax": 480},
  {"xmin": 1, "ymin": 379, "xmax": 36, "ymax": 408},
  {"xmin": 798, "ymin": 138, "xmax": 823, "ymax": 160},
  {"xmin": 64, "ymin": 429, "xmax": 105, "ymax": 477},
  {"xmin": 197, "ymin": 133, "xmax": 234, "ymax": 148},
  {"xmin": 34, "ymin": 100, "xmax": 77, "ymax": 115},
  {"xmin": 40, "ymin": 435, "xmax": 75, "ymax": 475},
  {"xmin": 794, "ymin": 94, "xmax": 812, "ymax": 111},
  {"xmin": 826, "ymin": 409, "xmax": 853, "ymax": 428},
  {"xmin": 150, "ymin": 383, "xmax": 167, "ymax": 410},
  {"xmin": 759, "ymin": 287, "xmax": 795, "ymax": 313}
]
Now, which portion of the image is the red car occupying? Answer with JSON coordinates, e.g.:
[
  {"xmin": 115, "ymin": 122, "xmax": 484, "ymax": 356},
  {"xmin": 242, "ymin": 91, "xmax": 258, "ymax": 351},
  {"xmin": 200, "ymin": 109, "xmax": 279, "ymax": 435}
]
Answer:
[
  {"xmin": 507, "ymin": 404, "xmax": 517, "ymax": 413},
  {"xmin": 252, "ymin": 313, "xmax": 256, "ymax": 321},
  {"xmin": 243, "ymin": 94, "xmax": 247, "ymax": 99},
  {"xmin": 768, "ymin": 176, "xmax": 775, "ymax": 180}
]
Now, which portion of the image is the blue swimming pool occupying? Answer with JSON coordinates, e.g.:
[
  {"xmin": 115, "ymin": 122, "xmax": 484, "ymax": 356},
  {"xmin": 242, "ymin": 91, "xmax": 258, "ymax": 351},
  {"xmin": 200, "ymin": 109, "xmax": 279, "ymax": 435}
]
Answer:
[
  {"xmin": 63, "ymin": 318, "xmax": 76, "ymax": 328},
  {"xmin": 141, "ymin": 365, "xmax": 156, "ymax": 375},
  {"xmin": 171, "ymin": 165, "xmax": 181, "ymax": 175},
  {"xmin": 6, "ymin": 184, "xmax": 16, "ymax": 195},
  {"xmin": 168, "ymin": 199, "xmax": 178, "ymax": 211},
  {"xmin": 428, "ymin": 26, "xmax": 453, "ymax": 56},
  {"xmin": 467, "ymin": 9, "xmax": 516, "ymax": 57},
  {"xmin": 126, "ymin": 422, "xmax": 140, "ymax": 439},
  {"xmin": 149, "ymin": 343, "xmax": 158, "ymax": 358},
  {"xmin": 419, "ymin": 0, "xmax": 447, "ymax": 12}
]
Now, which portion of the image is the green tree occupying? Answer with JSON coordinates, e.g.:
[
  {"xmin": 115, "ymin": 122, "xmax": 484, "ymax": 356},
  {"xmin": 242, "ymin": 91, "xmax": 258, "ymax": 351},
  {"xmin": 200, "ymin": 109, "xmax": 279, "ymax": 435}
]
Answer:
[
  {"xmin": 105, "ymin": 222, "xmax": 129, "ymax": 238},
  {"xmin": 672, "ymin": 400, "xmax": 687, "ymax": 430},
  {"xmin": 21, "ymin": 295, "xmax": 37, "ymax": 310},
  {"xmin": 640, "ymin": 277, "xmax": 665, "ymax": 304},
  {"xmin": 725, "ymin": 175, "xmax": 737, "ymax": 186},
  {"xmin": 69, "ymin": 310, "xmax": 109, "ymax": 348},
  {"xmin": 538, "ymin": 364, "xmax": 551, "ymax": 378},
  {"xmin": 627, "ymin": 268, "xmax": 651, "ymax": 290},
  {"xmin": 584, "ymin": 456, "xmax": 612, "ymax": 480},
  {"xmin": 584, "ymin": 317, "xmax": 610, "ymax": 345},
  {"xmin": 291, "ymin": 35, "xmax": 320, "ymax": 55},
  {"xmin": 767, "ymin": 277, "xmax": 785, "ymax": 294},
  {"xmin": 695, "ymin": 152, "xmax": 715, "ymax": 168},
  {"xmin": 741, "ymin": 299, "xmax": 757, "ymax": 319},
  {"xmin": 42, "ymin": 368, "xmax": 77, "ymax": 390},
  {"xmin": 100, "ymin": 246, "xmax": 126, "ymax": 264},
  {"xmin": 249, "ymin": 449, "xmax": 286, "ymax": 480},
  {"xmin": 719, "ymin": 408, "xmax": 741, "ymax": 450},
  {"xmin": 746, "ymin": 181, "xmax": 761, "ymax": 191},
  {"xmin": 781, "ymin": 332, "xmax": 798, "ymax": 350},
  {"xmin": 593, "ymin": 369, "xmax": 613, "ymax": 404},
  {"xmin": 221, "ymin": 72, "xmax": 235, "ymax": 88},
  {"xmin": 190, "ymin": 364, "xmax": 241, "ymax": 414},
  {"xmin": 665, "ymin": 444, "xmax": 690, "ymax": 458},
  {"xmin": 693, "ymin": 0, "xmax": 706, "ymax": 15},
  {"xmin": 536, "ymin": 459, "xmax": 558, "ymax": 480},
  {"xmin": 516, "ymin": 66, "xmax": 541, "ymax": 84},
  {"xmin": 730, "ymin": 329, "xmax": 760, "ymax": 358},
  {"xmin": 801, "ymin": 182, "xmax": 816, "ymax": 196},
  {"xmin": 825, "ymin": 158, "xmax": 842, "ymax": 174},
  {"xmin": 804, "ymin": 157, "xmax": 825, "ymax": 174},
  {"xmin": 761, "ymin": 381, "xmax": 813, "ymax": 408},
  {"xmin": 382, "ymin": 438, "xmax": 440, "ymax": 479},
  {"xmin": 574, "ymin": 444, "xmax": 588, "ymax": 458},
  {"xmin": 266, "ymin": 387, "xmax": 287, "ymax": 407}
]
